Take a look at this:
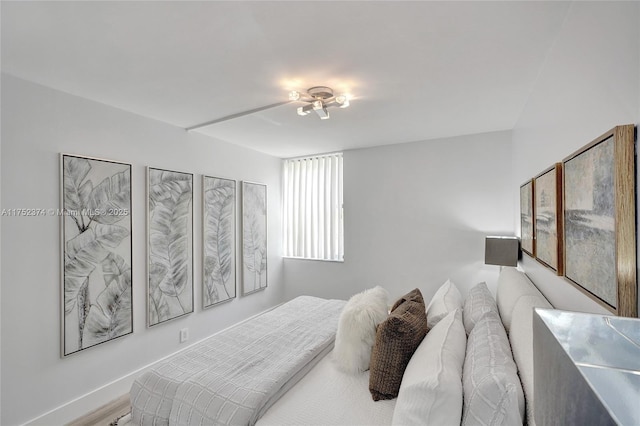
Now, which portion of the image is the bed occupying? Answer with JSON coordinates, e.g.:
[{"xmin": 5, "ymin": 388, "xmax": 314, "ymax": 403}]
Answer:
[{"xmin": 126, "ymin": 267, "xmax": 552, "ymax": 426}]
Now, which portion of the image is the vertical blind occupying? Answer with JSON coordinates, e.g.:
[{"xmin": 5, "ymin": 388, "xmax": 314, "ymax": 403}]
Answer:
[{"xmin": 283, "ymin": 153, "xmax": 344, "ymax": 261}]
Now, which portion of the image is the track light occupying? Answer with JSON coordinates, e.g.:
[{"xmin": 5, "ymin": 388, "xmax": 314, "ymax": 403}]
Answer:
[{"xmin": 289, "ymin": 86, "xmax": 351, "ymax": 120}]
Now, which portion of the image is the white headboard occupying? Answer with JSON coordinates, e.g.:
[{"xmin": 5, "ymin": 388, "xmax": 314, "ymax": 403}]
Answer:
[{"xmin": 496, "ymin": 267, "xmax": 553, "ymax": 426}]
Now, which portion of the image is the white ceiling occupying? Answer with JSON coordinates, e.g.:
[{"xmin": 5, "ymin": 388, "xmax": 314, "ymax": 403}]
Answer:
[{"xmin": 1, "ymin": 1, "xmax": 571, "ymax": 158}]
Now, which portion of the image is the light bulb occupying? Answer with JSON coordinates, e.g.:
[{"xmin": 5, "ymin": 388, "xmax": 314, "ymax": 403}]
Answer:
[
  {"xmin": 289, "ymin": 91, "xmax": 301, "ymax": 101},
  {"xmin": 335, "ymin": 95, "xmax": 350, "ymax": 108}
]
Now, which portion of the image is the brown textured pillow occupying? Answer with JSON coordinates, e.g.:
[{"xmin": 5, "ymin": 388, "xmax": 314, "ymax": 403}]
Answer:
[
  {"xmin": 390, "ymin": 288, "xmax": 423, "ymax": 312},
  {"xmin": 369, "ymin": 288, "xmax": 429, "ymax": 401}
]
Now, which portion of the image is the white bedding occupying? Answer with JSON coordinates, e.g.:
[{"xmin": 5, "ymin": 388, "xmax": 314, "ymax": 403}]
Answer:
[
  {"xmin": 121, "ymin": 269, "xmax": 547, "ymax": 426},
  {"xmin": 257, "ymin": 350, "xmax": 396, "ymax": 426},
  {"xmin": 130, "ymin": 296, "xmax": 346, "ymax": 426}
]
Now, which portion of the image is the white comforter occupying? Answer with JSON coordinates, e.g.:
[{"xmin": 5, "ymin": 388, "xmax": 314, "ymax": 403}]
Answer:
[
  {"xmin": 130, "ymin": 296, "xmax": 346, "ymax": 426},
  {"xmin": 257, "ymin": 349, "xmax": 397, "ymax": 426}
]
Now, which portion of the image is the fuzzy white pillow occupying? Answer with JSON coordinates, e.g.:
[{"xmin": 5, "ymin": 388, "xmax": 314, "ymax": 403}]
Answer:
[{"xmin": 333, "ymin": 286, "xmax": 389, "ymax": 374}]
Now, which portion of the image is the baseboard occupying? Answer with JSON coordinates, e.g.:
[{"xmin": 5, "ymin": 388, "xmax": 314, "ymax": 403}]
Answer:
[
  {"xmin": 24, "ymin": 373, "xmax": 134, "ymax": 426},
  {"xmin": 24, "ymin": 302, "xmax": 283, "ymax": 425},
  {"xmin": 24, "ymin": 338, "xmax": 209, "ymax": 425}
]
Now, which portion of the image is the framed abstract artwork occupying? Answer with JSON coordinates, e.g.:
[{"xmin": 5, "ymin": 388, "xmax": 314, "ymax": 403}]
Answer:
[
  {"xmin": 241, "ymin": 181, "xmax": 267, "ymax": 295},
  {"xmin": 563, "ymin": 124, "xmax": 636, "ymax": 317},
  {"xmin": 520, "ymin": 180, "xmax": 535, "ymax": 257},
  {"xmin": 534, "ymin": 164, "xmax": 563, "ymax": 275},
  {"xmin": 202, "ymin": 176, "xmax": 236, "ymax": 308},
  {"xmin": 61, "ymin": 154, "xmax": 132, "ymax": 356},
  {"xmin": 147, "ymin": 167, "xmax": 194, "ymax": 326}
]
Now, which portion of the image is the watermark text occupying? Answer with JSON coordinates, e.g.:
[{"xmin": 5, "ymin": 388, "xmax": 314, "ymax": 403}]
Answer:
[{"xmin": 1, "ymin": 208, "xmax": 130, "ymax": 217}]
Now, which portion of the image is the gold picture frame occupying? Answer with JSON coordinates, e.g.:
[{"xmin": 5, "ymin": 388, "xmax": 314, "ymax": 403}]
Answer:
[
  {"xmin": 563, "ymin": 124, "xmax": 636, "ymax": 317},
  {"xmin": 520, "ymin": 179, "xmax": 535, "ymax": 257},
  {"xmin": 534, "ymin": 163, "xmax": 563, "ymax": 275}
]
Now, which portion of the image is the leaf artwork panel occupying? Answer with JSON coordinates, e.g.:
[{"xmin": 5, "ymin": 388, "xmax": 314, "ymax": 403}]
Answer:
[
  {"xmin": 242, "ymin": 182, "xmax": 267, "ymax": 295},
  {"xmin": 520, "ymin": 180, "xmax": 534, "ymax": 256},
  {"xmin": 148, "ymin": 168, "xmax": 194, "ymax": 326},
  {"xmin": 534, "ymin": 165, "xmax": 563, "ymax": 274},
  {"xmin": 203, "ymin": 176, "xmax": 236, "ymax": 308},
  {"xmin": 61, "ymin": 154, "xmax": 132, "ymax": 356},
  {"xmin": 564, "ymin": 137, "xmax": 616, "ymax": 308}
]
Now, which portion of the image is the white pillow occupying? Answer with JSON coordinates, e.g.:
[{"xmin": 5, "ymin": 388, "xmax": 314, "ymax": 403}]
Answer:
[
  {"xmin": 392, "ymin": 309, "xmax": 466, "ymax": 426},
  {"xmin": 462, "ymin": 310, "xmax": 525, "ymax": 426},
  {"xmin": 333, "ymin": 286, "xmax": 389, "ymax": 373},
  {"xmin": 426, "ymin": 279, "xmax": 462, "ymax": 329},
  {"xmin": 463, "ymin": 282, "xmax": 500, "ymax": 335}
]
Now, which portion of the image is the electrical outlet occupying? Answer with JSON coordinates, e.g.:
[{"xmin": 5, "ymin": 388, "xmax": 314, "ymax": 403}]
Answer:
[{"xmin": 180, "ymin": 328, "xmax": 189, "ymax": 343}]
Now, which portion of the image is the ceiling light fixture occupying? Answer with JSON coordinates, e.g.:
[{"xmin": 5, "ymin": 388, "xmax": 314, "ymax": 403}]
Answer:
[
  {"xmin": 289, "ymin": 86, "xmax": 351, "ymax": 120},
  {"xmin": 184, "ymin": 85, "xmax": 351, "ymax": 131}
]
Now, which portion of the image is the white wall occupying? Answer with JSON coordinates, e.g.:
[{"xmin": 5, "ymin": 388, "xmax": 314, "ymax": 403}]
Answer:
[
  {"xmin": 0, "ymin": 40, "xmax": 3, "ymax": 426},
  {"xmin": 284, "ymin": 131, "xmax": 514, "ymax": 304},
  {"xmin": 0, "ymin": 74, "xmax": 285, "ymax": 426},
  {"xmin": 512, "ymin": 1, "xmax": 640, "ymax": 314}
]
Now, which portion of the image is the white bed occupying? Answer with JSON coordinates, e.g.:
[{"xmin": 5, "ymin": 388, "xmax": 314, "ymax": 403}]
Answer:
[
  {"xmin": 129, "ymin": 296, "xmax": 346, "ymax": 426},
  {"xmin": 257, "ymin": 350, "xmax": 396, "ymax": 426},
  {"xmin": 125, "ymin": 267, "xmax": 552, "ymax": 426},
  {"xmin": 262, "ymin": 268, "xmax": 552, "ymax": 426}
]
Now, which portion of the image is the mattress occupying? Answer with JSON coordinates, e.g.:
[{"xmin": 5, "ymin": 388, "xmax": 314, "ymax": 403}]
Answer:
[{"xmin": 256, "ymin": 350, "xmax": 397, "ymax": 426}]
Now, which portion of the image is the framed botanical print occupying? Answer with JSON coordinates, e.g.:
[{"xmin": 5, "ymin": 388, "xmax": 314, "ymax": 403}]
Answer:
[
  {"xmin": 61, "ymin": 154, "xmax": 132, "ymax": 356},
  {"xmin": 147, "ymin": 167, "xmax": 194, "ymax": 326},
  {"xmin": 534, "ymin": 164, "xmax": 563, "ymax": 275},
  {"xmin": 563, "ymin": 124, "xmax": 636, "ymax": 317},
  {"xmin": 203, "ymin": 176, "xmax": 236, "ymax": 308},
  {"xmin": 241, "ymin": 181, "xmax": 267, "ymax": 295}
]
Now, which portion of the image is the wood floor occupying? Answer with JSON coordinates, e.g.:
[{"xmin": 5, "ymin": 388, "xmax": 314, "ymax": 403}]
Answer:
[{"xmin": 67, "ymin": 394, "xmax": 130, "ymax": 426}]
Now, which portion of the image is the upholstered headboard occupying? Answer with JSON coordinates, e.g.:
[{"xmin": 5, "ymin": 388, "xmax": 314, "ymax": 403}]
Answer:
[{"xmin": 496, "ymin": 267, "xmax": 553, "ymax": 426}]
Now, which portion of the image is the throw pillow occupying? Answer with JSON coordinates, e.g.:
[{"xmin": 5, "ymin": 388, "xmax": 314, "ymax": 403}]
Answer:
[
  {"xmin": 426, "ymin": 279, "xmax": 462, "ymax": 329},
  {"xmin": 462, "ymin": 310, "xmax": 525, "ymax": 426},
  {"xmin": 390, "ymin": 288, "xmax": 423, "ymax": 312},
  {"xmin": 333, "ymin": 286, "xmax": 390, "ymax": 373},
  {"xmin": 392, "ymin": 309, "xmax": 467, "ymax": 425},
  {"xmin": 463, "ymin": 282, "xmax": 500, "ymax": 335},
  {"xmin": 369, "ymin": 288, "xmax": 428, "ymax": 401}
]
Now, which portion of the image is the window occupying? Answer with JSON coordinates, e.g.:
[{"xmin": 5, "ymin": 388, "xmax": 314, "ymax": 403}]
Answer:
[{"xmin": 283, "ymin": 153, "xmax": 344, "ymax": 261}]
